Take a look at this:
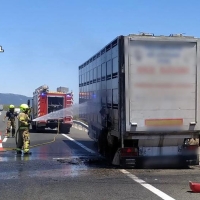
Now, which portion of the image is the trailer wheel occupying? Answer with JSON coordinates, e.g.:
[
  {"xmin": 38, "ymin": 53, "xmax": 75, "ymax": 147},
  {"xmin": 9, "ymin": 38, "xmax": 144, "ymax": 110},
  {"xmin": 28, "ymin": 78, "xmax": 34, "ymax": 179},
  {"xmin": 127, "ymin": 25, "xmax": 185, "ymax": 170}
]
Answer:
[
  {"xmin": 106, "ymin": 136, "xmax": 118, "ymax": 165},
  {"xmin": 98, "ymin": 132, "xmax": 104, "ymax": 155},
  {"xmin": 97, "ymin": 129, "xmax": 108, "ymax": 156},
  {"xmin": 196, "ymin": 155, "xmax": 200, "ymax": 165}
]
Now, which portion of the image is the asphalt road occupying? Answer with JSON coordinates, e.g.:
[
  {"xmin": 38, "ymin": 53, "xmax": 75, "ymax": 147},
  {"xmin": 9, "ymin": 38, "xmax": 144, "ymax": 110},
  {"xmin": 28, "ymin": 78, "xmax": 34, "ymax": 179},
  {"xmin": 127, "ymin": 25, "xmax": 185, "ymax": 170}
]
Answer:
[{"xmin": 0, "ymin": 112, "xmax": 200, "ymax": 200}]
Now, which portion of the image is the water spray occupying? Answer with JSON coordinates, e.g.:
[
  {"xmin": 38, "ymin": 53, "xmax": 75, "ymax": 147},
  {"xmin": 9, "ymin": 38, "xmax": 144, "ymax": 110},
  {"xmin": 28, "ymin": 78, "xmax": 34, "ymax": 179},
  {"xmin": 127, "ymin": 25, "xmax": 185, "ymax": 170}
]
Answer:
[{"xmin": 32, "ymin": 102, "xmax": 92, "ymax": 122}]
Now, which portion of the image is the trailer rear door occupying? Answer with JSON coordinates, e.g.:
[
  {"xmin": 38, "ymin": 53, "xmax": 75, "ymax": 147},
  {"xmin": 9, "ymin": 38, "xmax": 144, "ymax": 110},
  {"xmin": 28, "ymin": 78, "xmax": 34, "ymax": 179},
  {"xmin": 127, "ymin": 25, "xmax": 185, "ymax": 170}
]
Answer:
[{"xmin": 125, "ymin": 37, "xmax": 198, "ymax": 131}]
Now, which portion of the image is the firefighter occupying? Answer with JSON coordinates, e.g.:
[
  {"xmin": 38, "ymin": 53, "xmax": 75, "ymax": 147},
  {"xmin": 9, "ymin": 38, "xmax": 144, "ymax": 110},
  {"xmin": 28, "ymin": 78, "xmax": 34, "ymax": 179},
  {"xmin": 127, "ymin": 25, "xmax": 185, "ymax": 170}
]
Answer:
[
  {"xmin": 16, "ymin": 104, "xmax": 31, "ymax": 154},
  {"xmin": 3, "ymin": 104, "xmax": 18, "ymax": 137}
]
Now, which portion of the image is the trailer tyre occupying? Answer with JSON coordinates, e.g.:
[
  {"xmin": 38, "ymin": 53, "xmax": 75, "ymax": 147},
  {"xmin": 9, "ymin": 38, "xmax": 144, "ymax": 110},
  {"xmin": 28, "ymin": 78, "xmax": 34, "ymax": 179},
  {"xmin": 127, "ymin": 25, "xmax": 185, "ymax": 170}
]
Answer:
[
  {"xmin": 98, "ymin": 129, "xmax": 107, "ymax": 156},
  {"xmin": 98, "ymin": 129, "xmax": 117, "ymax": 164},
  {"xmin": 98, "ymin": 133, "xmax": 103, "ymax": 155}
]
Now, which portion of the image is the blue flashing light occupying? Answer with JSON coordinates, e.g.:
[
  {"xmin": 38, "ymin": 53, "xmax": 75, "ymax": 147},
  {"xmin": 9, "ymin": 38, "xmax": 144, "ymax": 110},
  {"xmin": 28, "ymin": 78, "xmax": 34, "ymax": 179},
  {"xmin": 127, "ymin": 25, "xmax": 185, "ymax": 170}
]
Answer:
[
  {"xmin": 41, "ymin": 93, "xmax": 45, "ymax": 96},
  {"xmin": 67, "ymin": 94, "xmax": 71, "ymax": 97}
]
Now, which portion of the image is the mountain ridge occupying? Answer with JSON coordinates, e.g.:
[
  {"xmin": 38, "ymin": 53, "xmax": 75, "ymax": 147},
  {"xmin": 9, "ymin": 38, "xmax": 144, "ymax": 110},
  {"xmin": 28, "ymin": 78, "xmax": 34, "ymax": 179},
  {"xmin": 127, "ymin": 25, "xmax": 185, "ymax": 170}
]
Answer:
[{"xmin": 0, "ymin": 93, "xmax": 31, "ymax": 105}]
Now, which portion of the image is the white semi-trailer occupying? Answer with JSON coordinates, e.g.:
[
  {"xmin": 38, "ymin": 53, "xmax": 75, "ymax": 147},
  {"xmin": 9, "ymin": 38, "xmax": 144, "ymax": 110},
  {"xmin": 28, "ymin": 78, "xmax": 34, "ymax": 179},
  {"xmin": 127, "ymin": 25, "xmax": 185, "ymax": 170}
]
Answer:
[{"xmin": 78, "ymin": 33, "xmax": 200, "ymax": 168}]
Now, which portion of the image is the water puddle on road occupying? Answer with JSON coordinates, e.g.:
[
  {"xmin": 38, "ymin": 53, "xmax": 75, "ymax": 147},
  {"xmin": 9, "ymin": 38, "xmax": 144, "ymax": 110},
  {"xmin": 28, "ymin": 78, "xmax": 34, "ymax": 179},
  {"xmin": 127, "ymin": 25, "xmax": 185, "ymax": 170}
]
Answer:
[
  {"xmin": 0, "ymin": 151, "xmax": 51, "ymax": 162},
  {"xmin": 0, "ymin": 149, "xmax": 109, "ymax": 167},
  {"xmin": 0, "ymin": 152, "xmax": 115, "ymax": 180},
  {"xmin": 54, "ymin": 155, "xmax": 108, "ymax": 167}
]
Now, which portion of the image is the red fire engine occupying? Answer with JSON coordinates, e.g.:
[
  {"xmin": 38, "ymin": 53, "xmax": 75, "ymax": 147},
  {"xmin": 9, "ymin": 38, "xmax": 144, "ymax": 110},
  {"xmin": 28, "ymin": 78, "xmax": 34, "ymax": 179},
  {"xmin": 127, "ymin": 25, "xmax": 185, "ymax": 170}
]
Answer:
[{"xmin": 31, "ymin": 85, "xmax": 73, "ymax": 133}]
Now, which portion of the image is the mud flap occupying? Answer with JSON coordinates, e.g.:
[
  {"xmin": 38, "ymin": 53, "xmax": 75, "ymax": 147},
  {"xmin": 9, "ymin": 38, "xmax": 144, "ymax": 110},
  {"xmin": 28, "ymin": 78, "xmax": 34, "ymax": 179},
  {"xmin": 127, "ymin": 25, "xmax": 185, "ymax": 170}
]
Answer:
[{"xmin": 112, "ymin": 149, "xmax": 120, "ymax": 165}]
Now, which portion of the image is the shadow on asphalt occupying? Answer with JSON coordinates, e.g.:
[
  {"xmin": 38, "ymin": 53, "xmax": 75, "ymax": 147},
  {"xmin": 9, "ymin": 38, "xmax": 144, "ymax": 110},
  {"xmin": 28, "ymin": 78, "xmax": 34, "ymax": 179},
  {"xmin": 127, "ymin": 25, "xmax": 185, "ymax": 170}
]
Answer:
[
  {"xmin": 30, "ymin": 129, "xmax": 70, "ymax": 135},
  {"xmin": 187, "ymin": 191, "xmax": 194, "ymax": 193}
]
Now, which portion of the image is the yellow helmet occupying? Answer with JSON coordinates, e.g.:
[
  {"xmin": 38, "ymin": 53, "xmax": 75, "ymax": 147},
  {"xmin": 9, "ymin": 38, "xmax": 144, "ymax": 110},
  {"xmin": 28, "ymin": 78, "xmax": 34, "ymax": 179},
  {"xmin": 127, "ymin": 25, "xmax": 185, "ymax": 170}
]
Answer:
[
  {"xmin": 9, "ymin": 104, "xmax": 15, "ymax": 109},
  {"xmin": 20, "ymin": 104, "xmax": 29, "ymax": 112}
]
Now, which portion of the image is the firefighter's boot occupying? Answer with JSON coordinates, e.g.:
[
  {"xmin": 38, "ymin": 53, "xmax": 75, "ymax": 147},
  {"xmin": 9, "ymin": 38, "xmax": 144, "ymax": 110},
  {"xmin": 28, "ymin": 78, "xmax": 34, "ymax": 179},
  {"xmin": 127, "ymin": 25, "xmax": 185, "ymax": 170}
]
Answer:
[
  {"xmin": 23, "ymin": 140, "xmax": 30, "ymax": 154},
  {"xmin": 16, "ymin": 148, "xmax": 22, "ymax": 155}
]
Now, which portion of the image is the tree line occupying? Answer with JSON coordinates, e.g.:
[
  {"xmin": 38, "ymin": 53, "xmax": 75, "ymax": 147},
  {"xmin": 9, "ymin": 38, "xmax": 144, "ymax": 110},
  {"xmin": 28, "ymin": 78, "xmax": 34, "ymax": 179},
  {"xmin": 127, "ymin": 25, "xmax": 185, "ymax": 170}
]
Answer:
[{"xmin": 3, "ymin": 105, "xmax": 20, "ymax": 111}]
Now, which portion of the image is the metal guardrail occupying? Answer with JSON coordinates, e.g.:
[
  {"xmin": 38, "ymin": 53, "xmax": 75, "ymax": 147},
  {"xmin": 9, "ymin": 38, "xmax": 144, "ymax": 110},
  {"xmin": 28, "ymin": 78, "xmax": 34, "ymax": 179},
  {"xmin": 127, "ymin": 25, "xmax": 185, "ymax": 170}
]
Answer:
[{"xmin": 72, "ymin": 120, "xmax": 88, "ymax": 132}]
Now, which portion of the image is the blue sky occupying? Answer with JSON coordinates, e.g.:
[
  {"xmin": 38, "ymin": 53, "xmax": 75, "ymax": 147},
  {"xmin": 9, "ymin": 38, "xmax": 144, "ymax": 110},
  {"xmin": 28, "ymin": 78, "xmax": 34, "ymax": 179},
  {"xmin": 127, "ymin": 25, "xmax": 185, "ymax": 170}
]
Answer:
[{"xmin": 0, "ymin": 0, "xmax": 200, "ymax": 103}]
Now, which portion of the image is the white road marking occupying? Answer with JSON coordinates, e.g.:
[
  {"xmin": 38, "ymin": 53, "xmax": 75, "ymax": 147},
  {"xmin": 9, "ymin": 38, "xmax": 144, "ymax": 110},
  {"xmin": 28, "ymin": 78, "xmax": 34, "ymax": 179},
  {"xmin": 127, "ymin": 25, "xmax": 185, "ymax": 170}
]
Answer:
[
  {"xmin": 62, "ymin": 134, "xmax": 175, "ymax": 199},
  {"xmin": 120, "ymin": 169, "xmax": 176, "ymax": 200},
  {"xmin": 62, "ymin": 134, "xmax": 96, "ymax": 154},
  {"xmin": 2, "ymin": 137, "xmax": 7, "ymax": 142}
]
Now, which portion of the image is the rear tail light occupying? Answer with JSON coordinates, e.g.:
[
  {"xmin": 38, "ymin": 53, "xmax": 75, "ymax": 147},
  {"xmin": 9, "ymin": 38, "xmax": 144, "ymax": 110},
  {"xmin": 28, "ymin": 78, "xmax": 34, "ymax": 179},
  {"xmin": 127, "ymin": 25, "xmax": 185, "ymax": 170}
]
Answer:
[
  {"xmin": 120, "ymin": 147, "xmax": 138, "ymax": 157},
  {"xmin": 185, "ymin": 145, "xmax": 199, "ymax": 150}
]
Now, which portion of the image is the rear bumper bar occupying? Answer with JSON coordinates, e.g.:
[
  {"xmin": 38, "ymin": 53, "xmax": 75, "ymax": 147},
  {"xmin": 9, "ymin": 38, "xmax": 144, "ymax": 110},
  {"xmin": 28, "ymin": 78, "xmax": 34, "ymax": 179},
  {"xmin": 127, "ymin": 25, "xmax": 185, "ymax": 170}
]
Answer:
[{"xmin": 120, "ymin": 155, "xmax": 199, "ymax": 168}]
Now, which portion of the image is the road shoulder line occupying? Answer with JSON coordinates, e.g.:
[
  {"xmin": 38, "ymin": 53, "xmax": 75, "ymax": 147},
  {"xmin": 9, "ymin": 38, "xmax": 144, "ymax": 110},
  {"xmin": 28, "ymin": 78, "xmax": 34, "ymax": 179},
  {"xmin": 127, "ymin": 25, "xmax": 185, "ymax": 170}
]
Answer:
[
  {"xmin": 120, "ymin": 169, "xmax": 176, "ymax": 200},
  {"xmin": 62, "ymin": 134, "xmax": 96, "ymax": 154}
]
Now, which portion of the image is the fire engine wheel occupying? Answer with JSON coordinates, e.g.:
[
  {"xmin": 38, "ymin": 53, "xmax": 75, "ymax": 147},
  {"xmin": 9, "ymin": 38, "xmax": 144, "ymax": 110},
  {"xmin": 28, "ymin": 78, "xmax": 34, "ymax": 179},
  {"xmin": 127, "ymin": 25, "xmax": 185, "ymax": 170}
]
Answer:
[
  {"xmin": 31, "ymin": 125, "xmax": 36, "ymax": 132},
  {"xmin": 60, "ymin": 124, "xmax": 70, "ymax": 134},
  {"xmin": 36, "ymin": 127, "xmax": 45, "ymax": 133}
]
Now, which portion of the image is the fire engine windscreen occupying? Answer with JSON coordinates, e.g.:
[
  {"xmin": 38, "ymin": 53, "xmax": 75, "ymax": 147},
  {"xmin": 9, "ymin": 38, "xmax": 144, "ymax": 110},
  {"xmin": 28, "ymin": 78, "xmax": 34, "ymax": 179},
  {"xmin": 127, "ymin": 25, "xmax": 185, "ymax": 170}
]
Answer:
[
  {"xmin": 32, "ymin": 102, "xmax": 89, "ymax": 122},
  {"xmin": 48, "ymin": 96, "xmax": 64, "ymax": 113}
]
